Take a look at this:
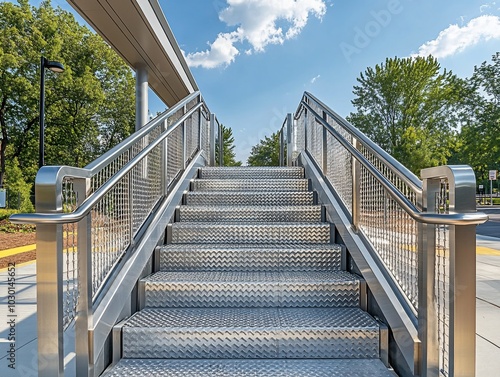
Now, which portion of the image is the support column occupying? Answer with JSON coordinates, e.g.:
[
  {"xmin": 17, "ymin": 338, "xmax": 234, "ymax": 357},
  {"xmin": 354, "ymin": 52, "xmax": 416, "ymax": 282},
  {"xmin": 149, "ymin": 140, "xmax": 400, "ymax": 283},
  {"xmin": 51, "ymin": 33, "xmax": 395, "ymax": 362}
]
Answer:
[{"xmin": 135, "ymin": 65, "xmax": 148, "ymax": 131}]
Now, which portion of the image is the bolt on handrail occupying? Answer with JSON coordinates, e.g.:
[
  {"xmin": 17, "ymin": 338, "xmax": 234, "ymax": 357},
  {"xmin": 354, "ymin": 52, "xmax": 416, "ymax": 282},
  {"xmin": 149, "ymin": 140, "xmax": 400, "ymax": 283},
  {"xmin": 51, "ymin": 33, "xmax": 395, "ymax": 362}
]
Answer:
[{"xmin": 281, "ymin": 92, "xmax": 486, "ymax": 377}]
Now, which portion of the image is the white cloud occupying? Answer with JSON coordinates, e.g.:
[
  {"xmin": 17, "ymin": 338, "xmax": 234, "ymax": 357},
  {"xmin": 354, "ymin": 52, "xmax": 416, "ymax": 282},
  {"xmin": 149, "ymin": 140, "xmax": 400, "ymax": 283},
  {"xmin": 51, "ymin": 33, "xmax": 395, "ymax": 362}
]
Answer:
[
  {"xmin": 310, "ymin": 74, "xmax": 321, "ymax": 83},
  {"xmin": 413, "ymin": 15, "xmax": 500, "ymax": 59},
  {"xmin": 185, "ymin": 31, "xmax": 241, "ymax": 69},
  {"xmin": 480, "ymin": 2, "xmax": 496, "ymax": 13},
  {"xmin": 184, "ymin": 0, "xmax": 326, "ymax": 69}
]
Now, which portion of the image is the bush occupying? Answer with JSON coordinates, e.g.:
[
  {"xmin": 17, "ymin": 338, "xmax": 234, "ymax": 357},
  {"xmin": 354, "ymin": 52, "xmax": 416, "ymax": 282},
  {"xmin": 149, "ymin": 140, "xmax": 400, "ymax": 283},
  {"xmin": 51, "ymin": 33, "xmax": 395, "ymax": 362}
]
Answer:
[
  {"xmin": 4, "ymin": 158, "xmax": 34, "ymax": 213},
  {"xmin": 0, "ymin": 208, "xmax": 19, "ymax": 221}
]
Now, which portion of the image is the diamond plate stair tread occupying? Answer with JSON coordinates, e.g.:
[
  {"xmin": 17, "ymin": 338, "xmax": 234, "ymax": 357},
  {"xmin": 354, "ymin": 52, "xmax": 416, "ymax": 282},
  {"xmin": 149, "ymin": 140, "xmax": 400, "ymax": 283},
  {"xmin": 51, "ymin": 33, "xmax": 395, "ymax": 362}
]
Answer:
[
  {"xmin": 178, "ymin": 205, "xmax": 322, "ymax": 222},
  {"xmin": 200, "ymin": 166, "xmax": 304, "ymax": 179},
  {"xmin": 121, "ymin": 308, "xmax": 380, "ymax": 359},
  {"xmin": 102, "ymin": 359, "xmax": 395, "ymax": 377},
  {"xmin": 170, "ymin": 222, "xmax": 331, "ymax": 244},
  {"xmin": 143, "ymin": 271, "xmax": 360, "ymax": 308},
  {"xmin": 185, "ymin": 191, "xmax": 315, "ymax": 206},
  {"xmin": 191, "ymin": 179, "xmax": 309, "ymax": 192},
  {"xmin": 160, "ymin": 243, "xmax": 342, "ymax": 271}
]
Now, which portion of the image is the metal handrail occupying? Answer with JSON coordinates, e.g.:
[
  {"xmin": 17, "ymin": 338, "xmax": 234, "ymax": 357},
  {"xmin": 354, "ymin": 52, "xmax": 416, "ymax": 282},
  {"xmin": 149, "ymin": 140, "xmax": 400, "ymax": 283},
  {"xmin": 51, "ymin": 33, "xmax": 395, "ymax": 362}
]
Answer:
[
  {"xmin": 10, "ymin": 102, "xmax": 202, "ymax": 225},
  {"xmin": 301, "ymin": 101, "xmax": 487, "ymax": 226},
  {"xmin": 86, "ymin": 91, "xmax": 204, "ymax": 174},
  {"xmin": 300, "ymin": 92, "xmax": 423, "ymax": 194},
  {"xmin": 10, "ymin": 90, "xmax": 222, "ymax": 377},
  {"xmin": 285, "ymin": 91, "xmax": 486, "ymax": 376}
]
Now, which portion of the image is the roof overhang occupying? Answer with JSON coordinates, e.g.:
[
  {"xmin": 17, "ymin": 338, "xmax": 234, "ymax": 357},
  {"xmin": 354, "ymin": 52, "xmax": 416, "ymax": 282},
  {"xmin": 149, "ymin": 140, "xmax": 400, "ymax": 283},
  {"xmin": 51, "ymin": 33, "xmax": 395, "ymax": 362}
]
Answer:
[{"xmin": 67, "ymin": 0, "xmax": 198, "ymax": 107}]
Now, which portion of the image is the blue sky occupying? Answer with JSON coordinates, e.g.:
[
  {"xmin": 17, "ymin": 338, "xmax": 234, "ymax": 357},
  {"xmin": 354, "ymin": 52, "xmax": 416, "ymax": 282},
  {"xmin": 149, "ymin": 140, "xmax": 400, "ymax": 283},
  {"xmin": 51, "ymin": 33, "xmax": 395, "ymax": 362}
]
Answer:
[
  {"xmin": 29, "ymin": 0, "xmax": 500, "ymax": 162},
  {"xmin": 158, "ymin": 0, "xmax": 500, "ymax": 163}
]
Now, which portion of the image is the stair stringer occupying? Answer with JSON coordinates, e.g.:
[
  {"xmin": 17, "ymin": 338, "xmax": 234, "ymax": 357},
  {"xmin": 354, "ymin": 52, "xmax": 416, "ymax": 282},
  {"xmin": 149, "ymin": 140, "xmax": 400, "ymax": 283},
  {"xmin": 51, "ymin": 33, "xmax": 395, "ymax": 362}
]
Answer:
[{"xmin": 298, "ymin": 151, "xmax": 419, "ymax": 377}]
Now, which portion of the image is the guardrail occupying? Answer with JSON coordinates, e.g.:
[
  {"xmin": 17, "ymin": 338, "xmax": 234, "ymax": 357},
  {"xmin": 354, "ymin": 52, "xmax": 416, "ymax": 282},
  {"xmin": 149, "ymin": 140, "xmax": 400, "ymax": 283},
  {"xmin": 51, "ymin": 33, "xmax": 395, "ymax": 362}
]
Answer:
[
  {"xmin": 11, "ymin": 91, "xmax": 223, "ymax": 377},
  {"xmin": 280, "ymin": 92, "xmax": 487, "ymax": 377}
]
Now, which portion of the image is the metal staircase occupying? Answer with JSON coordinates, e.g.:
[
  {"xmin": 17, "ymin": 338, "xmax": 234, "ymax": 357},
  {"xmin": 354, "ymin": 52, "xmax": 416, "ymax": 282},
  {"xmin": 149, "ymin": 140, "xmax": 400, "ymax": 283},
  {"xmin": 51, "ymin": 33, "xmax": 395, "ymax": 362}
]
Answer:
[{"xmin": 103, "ymin": 166, "xmax": 394, "ymax": 376}]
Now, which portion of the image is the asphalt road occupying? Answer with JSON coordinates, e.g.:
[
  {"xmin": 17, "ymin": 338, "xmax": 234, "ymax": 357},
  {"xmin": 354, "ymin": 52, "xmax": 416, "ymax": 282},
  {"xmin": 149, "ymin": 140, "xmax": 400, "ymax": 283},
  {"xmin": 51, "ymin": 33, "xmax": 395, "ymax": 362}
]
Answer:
[{"xmin": 476, "ymin": 207, "xmax": 500, "ymax": 238}]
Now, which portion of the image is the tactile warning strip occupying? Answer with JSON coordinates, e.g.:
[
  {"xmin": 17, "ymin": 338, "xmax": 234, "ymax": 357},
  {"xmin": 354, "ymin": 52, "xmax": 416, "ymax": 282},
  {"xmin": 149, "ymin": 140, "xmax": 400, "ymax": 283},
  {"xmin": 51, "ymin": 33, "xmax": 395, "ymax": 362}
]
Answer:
[
  {"xmin": 121, "ymin": 307, "xmax": 379, "ymax": 359},
  {"xmin": 143, "ymin": 271, "xmax": 360, "ymax": 308},
  {"xmin": 102, "ymin": 358, "xmax": 396, "ymax": 377},
  {"xmin": 159, "ymin": 244, "xmax": 343, "ymax": 272}
]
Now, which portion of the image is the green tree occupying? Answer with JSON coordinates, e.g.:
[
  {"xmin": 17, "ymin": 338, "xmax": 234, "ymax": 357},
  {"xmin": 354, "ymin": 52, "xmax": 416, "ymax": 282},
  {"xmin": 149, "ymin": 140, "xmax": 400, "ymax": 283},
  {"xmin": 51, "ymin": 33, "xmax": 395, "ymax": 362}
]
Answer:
[
  {"xmin": 0, "ymin": 0, "xmax": 135, "ymax": 186},
  {"xmin": 347, "ymin": 56, "xmax": 469, "ymax": 175},
  {"xmin": 247, "ymin": 132, "xmax": 280, "ymax": 166},
  {"xmin": 455, "ymin": 52, "xmax": 500, "ymax": 182},
  {"xmin": 4, "ymin": 157, "xmax": 34, "ymax": 212},
  {"xmin": 216, "ymin": 125, "xmax": 241, "ymax": 166}
]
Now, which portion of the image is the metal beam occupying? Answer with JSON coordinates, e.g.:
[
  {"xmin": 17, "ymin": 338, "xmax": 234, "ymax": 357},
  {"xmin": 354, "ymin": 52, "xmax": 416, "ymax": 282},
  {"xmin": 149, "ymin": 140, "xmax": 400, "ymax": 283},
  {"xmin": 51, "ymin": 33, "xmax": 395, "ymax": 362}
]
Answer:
[{"xmin": 67, "ymin": 0, "xmax": 198, "ymax": 107}]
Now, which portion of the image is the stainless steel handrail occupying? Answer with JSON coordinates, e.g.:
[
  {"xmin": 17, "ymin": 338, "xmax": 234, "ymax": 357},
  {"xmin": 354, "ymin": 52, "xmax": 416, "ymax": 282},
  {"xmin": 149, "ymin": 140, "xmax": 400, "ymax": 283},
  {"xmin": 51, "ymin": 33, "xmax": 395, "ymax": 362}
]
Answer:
[
  {"xmin": 302, "ymin": 102, "xmax": 487, "ymax": 226},
  {"xmin": 286, "ymin": 91, "xmax": 486, "ymax": 377},
  {"xmin": 300, "ymin": 92, "xmax": 423, "ymax": 194},
  {"xmin": 10, "ymin": 89, "xmax": 222, "ymax": 377},
  {"xmin": 10, "ymin": 103, "xmax": 202, "ymax": 225}
]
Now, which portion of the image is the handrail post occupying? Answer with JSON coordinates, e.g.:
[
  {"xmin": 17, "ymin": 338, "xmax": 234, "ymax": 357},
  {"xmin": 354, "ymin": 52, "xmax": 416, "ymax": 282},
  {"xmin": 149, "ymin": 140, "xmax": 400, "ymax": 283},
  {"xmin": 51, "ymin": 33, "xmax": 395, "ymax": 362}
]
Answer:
[
  {"xmin": 182, "ymin": 105, "xmax": 187, "ymax": 169},
  {"xmin": 35, "ymin": 167, "xmax": 65, "ymax": 377},
  {"xmin": 209, "ymin": 113, "xmax": 216, "ymax": 166},
  {"xmin": 75, "ymin": 177, "xmax": 93, "ymax": 377},
  {"xmin": 218, "ymin": 122, "xmax": 223, "ymax": 167},
  {"xmin": 279, "ymin": 129, "xmax": 285, "ymax": 166},
  {"xmin": 162, "ymin": 120, "xmax": 169, "ymax": 195},
  {"xmin": 322, "ymin": 111, "xmax": 328, "ymax": 174},
  {"xmin": 286, "ymin": 113, "xmax": 293, "ymax": 167},
  {"xmin": 421, "ymin": 165, "xmax": 477, "ymax": 377},
  {"xmin": 418, "ymin": 175, "xmax": 439, "ymax": 376},
  {"xmin": 351, "ymin": 138, "xmax": 360, "ymax": 231},
  {"xmin": 304, "ymin": 108, "xmax": 308, "ymax": 152}
]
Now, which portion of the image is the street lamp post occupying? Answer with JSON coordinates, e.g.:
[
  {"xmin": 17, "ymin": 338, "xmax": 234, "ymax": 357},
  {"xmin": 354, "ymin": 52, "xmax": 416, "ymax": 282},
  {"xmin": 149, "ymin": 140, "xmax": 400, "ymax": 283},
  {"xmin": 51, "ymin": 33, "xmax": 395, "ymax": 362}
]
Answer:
[{"xmin": 39, "ymin": 56, "xmax": 64, "ymax": 169}]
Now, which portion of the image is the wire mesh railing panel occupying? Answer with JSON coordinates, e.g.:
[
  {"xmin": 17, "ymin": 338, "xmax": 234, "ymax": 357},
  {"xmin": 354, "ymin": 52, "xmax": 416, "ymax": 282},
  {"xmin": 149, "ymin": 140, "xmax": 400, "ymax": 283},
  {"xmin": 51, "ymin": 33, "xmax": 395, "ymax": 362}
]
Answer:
[
  {"xmin": 166, "ymin": 124, "xmax": 184, "ymax": 189},
  {"xmin": 90, "ymin": 175, "xmax": 131, "ymax": 297},
  {"xmin": 131, "ymin": 127, "xmax": 163, "ymax": 235},
  {"xmin": 435, "ymin": 181, "xmax": 450, "ymax": 377},
  {"xmin": 62, "ymin": 178, "xmax": 79, "ymax": 329},
  {"xmin": 167, "ymin": 106, "xmax": 185, "ymax": 128},
  {"xmin": 90, "ymin": 152, "xmax": 130, "ymax": 195},
  {"xmin": 308, "ymin": 114, "xmax": 322, "ymax": 166},
  {"xmin": 186, "ymin": 112, "xmax": 200, "ymax": 161},
  {"xmin": 358, "ymin": 144, "xmax": 419, "ymax": 207},
  {"xmin": 358, "ymin": 161, "xmax": 419, "ymax": 309},
  {"xmin": 292, "ymin": 110, "xmax": 305, "ymax": 161},
  {"xmin": 200, "ymin": 109, "xmax": 210, "ymax": 162},
  {"xmin": 325, "ymin": 132, "xmax": 353, "ymax": 212}
]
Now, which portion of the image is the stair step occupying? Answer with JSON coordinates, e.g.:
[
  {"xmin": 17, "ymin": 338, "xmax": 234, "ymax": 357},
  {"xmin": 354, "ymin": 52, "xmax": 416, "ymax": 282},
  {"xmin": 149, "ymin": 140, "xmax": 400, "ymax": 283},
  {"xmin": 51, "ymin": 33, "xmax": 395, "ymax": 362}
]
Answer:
[
  {"xmin": 103, "ymin": 359, "xmax": 395, "ymax": 377},
  {"xmin": 159, "ymin": 244, "xmax": 343, "ymax": 272},
  {"xmin": 142, "ymin": 271, "xmax": 360, "ymax": 308},
  {"xmin": 191, "ymin": 179, "xmax": 308, "ymax": 192},
  {"xmin": 169, "ymin": 223, "xmax": 331, "ymax": 244},
  {"xmin": 121, "ymin": 307, "xmax": 380, "ymax": 359},
  {"xmin": 200, "ymin": 166, "xmax": 304, "ymax": 179},
  {"xmin": 184, "ymin": 191, "xmax": 315, "ymax": 206},
  {"xmin": 178, "ymin": 205, "xmax": 322, "ymax": 222}
]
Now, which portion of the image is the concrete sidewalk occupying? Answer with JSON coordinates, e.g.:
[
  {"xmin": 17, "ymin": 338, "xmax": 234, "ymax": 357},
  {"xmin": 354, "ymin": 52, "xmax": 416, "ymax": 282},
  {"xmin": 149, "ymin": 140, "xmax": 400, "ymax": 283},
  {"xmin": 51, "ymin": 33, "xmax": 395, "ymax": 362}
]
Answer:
[
  {"xmin": 0, "ymin": 261, "xmax": 75, "ymax": 377},
  {"xmin": 1, "ymin": 239, "xmax": 499, "ymax": 376},
  {"xmin": 476, "ymin": 235, "xmax": 500, "ymax": 377}
]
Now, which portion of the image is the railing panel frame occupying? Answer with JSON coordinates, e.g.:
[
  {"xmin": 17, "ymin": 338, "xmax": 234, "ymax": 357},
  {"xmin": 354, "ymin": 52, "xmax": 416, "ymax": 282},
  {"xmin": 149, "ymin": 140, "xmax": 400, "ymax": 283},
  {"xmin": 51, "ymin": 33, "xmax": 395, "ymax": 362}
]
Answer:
[{"xmin": 281, "ymin": 92, "xmax": 486, "ymax": 377}]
